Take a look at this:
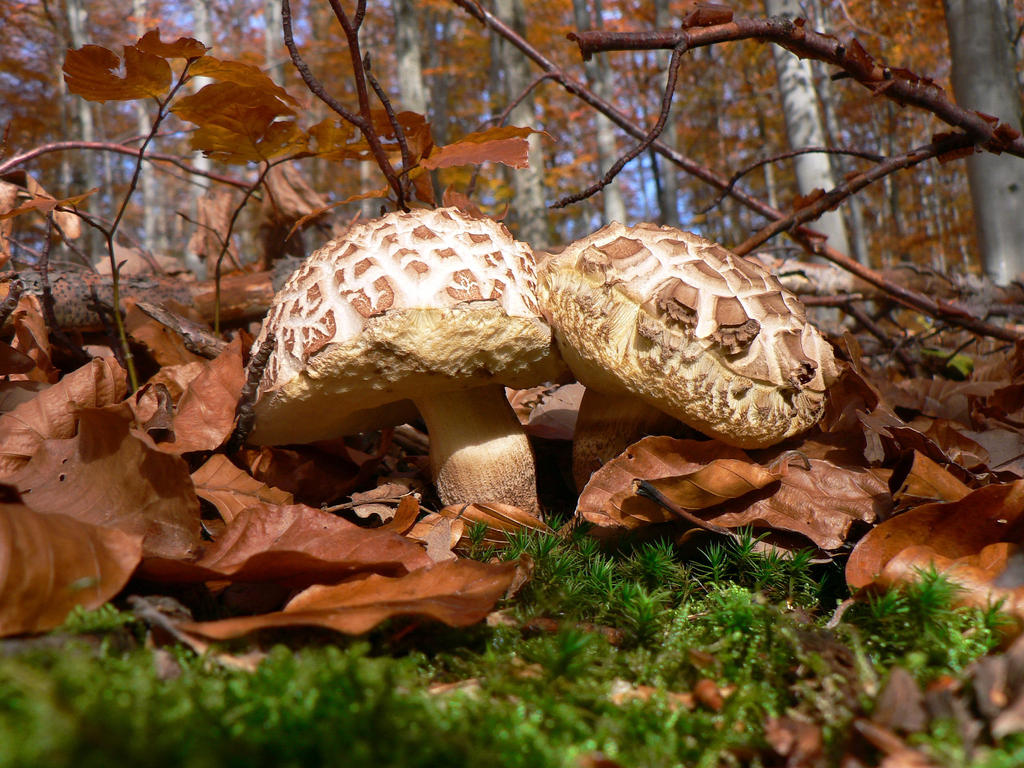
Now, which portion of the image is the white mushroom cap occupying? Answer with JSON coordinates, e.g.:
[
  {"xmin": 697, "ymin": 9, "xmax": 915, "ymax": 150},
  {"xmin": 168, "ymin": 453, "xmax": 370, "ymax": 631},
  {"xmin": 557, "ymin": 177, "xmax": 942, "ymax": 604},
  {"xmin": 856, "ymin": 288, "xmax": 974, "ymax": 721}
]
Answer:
[
  {"xmin": 539, "ymin": 222, "xmax": 839, "ymax": 451},
  {"xmin": 249, "ymin": 207, "xmax": 566, "ymax": 511}
]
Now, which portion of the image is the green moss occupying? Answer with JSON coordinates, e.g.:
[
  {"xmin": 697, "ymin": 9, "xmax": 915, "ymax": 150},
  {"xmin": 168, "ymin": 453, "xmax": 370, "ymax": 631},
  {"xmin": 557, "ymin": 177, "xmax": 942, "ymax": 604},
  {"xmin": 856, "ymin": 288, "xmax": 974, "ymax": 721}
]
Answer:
[{"xmin": 0, "ymin": 529, "xmax": 1011, "ymax": 767}]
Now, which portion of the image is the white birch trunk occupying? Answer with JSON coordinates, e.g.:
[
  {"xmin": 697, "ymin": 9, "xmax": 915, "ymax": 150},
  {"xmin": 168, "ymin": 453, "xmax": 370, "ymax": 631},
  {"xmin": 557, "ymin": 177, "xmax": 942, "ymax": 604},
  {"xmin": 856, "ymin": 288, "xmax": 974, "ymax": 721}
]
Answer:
[
  {"xmin": 653, "ymin": 0, "xmax": 680, "ymax": 227},
  {"xmin": 493, "ymin": 0, "xmax": 549, "ymax": 248},
  {"xmin": 571, "ymin": 0, "xmax": 626, "ymax": 225},
  {"xmin": 943, "ymin": 0, "xmax": 1024, "ymax": 284},
  {"xmin": 763, "ymin": 0, "xmax": 851, "ymax": 259}
]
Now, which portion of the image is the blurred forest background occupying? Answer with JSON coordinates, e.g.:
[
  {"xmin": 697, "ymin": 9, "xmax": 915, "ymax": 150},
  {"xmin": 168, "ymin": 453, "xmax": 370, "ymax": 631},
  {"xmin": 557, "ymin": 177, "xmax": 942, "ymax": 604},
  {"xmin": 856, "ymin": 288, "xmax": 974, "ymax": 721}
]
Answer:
[{"xmin": 3, "ymin": 0, "xmax": 1024, "ymax": 284}]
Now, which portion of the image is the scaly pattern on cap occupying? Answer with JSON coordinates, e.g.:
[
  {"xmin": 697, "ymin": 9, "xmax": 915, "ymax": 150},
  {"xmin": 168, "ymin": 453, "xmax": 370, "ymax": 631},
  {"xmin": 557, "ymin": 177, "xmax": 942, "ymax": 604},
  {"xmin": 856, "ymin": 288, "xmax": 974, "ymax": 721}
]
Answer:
[
  {"xmin": 250, "ymin": 207, "xmax": 562, "ymax": 446},
  {"xmin": 539, "ymin": 222, "xmax": 839, "ymax": 448}
]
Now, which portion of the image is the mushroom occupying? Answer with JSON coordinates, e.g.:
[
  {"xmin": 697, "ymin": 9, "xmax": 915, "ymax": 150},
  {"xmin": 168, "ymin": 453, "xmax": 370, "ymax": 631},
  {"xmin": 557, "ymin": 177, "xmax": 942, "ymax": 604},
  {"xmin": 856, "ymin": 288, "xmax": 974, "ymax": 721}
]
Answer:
[
  {"xmin": 248, "ymin": 207, "xmax": 566, "ymax": 513},
  {"xmin": 537, "ymin": 222, "xmax": 839, "ymax": 489}
]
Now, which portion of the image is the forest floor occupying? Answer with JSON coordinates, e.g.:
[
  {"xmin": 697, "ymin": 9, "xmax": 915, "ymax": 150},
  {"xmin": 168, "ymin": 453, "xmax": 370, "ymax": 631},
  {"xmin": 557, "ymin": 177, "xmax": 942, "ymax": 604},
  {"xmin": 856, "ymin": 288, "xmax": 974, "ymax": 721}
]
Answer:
[{"xmin": 3, "ymin": 522, "xmax": 1022, "ymax": 768}]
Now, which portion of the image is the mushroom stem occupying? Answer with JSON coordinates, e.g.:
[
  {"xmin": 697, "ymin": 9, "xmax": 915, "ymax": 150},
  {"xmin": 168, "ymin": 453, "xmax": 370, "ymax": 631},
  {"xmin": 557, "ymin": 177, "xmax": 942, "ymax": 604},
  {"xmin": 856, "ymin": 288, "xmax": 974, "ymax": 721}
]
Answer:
[
  {"xmin": 413, "ymin": 384, "xmax": 540, "ymax": 513},
  {"xmin": 572, "ymin": 388, "xmax": 681, "ymax": 491}
]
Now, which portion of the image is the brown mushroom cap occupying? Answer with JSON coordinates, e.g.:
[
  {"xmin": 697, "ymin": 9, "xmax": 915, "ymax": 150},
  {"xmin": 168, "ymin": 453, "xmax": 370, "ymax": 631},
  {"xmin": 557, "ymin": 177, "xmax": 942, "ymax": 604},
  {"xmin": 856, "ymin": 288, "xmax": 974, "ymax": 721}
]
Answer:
[
  {"xmin": 539, "ymin": 222, "xmax": 839, "ymax": 449},
  {"xmin": 249, "ymin": 207, "xmax": 566, "ymax": 511}
]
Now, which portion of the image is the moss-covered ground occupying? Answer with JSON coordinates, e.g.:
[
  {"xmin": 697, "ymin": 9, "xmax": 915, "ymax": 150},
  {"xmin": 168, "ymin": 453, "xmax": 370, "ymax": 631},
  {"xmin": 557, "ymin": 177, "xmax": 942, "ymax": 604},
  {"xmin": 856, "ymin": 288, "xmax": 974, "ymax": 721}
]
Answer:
[{"xmin": 0, "ymin": 524, "xmax": 1017, "ymax": 767}]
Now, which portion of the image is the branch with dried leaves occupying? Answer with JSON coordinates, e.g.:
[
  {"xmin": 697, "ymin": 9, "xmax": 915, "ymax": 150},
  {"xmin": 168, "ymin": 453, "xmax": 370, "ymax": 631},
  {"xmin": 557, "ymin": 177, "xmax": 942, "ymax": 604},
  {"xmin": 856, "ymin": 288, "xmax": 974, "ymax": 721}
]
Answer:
[
  {"xmin": 281, "ymin": 0, "xmax": 409, "ymax": 209},
  {"xmin": 451, "ymin": 0, "xmax": 1023, "ymax": 343}
]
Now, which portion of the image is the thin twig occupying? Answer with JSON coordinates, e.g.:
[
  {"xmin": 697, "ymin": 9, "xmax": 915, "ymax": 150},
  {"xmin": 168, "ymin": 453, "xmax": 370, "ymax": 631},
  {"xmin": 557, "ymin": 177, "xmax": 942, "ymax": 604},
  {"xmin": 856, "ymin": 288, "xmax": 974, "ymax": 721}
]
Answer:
[
  {"xmin": 363, "ymin": 54, "xmax": 413, "ymax": 197},
  {"xmin": 554, "ymin": 41, "xmax": 687, "ymax": 208},
  {"xmin": 102, "ymin": 58, "xmax": 200, "ymax": 390},
  {"xmin": 0, "ymin": 141, "xmax": 250, "ymax": 190},
  {"xmin": 212, "ymin": 161, "xmax": 277, "ymax": 333},
  {"xmin": 843, "ymin": 299, "xmax": 917, "ymax": 374},
  {"xmin": 732, "ymin": 134, "xmax": 975, "ymax": 256},
  {"xmin": 697, "ymin": 146, "xmax": 885, "ymax": 215},
  {"xmin": 632, "ymin": 479, "xmax": 740, "ymax": 541}
]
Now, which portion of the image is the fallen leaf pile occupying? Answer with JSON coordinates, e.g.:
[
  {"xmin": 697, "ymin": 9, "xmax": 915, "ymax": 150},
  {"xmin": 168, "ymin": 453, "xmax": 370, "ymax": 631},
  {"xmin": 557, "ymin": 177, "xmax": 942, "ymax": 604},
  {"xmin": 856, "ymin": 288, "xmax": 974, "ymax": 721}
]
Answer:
[
  {"xmin": 3, "ymin": 284, "xmax": 1024, "ymax": 652},
  {"xmin": 573, "ymin": 333, "xmax": 1024, "ymax": 636},
  {"xmin": 0, "ymin": 299, "xmax": 527, "ymax": 638}
]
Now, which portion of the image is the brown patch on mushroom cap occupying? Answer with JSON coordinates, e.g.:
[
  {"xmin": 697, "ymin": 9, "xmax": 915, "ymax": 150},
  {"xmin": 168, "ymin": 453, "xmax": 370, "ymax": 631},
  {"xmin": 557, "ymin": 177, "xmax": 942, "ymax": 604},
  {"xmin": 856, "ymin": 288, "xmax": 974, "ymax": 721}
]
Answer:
[{"xmin": 538, "ymin": 222, "xmax": 839, "ymax": 449}]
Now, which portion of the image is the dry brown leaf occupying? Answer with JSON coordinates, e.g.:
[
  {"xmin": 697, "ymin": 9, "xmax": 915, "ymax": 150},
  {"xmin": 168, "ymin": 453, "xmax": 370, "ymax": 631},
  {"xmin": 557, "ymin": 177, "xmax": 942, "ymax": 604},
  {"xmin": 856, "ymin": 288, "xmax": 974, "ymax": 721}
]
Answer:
[
  {"xmin": 157, "ymin": 336, "xmax": 244, "ymax": 454},
  {"xmin": 847, "ymin": 480, "xmax": 1024, "ymax": 591},
  {"xmin": 577, "ymin": 436, "xmax": 750, "ymax": 529},
  {"xmin": 0, "ymin": 504, "xmax": 142, "ymax": 636},
  {"xmin": 0, "ymin": 357, "xmax": 127, "ymax": 478},
  {"xmin": 124, "ymin": 301, "xmax": 206, "ymax": 367},
  {"xmin": 407, "ymin": 513, "xmax": 464, "ymax": 562},
  {"xmin": 131, "ymin": 361, "xmax": 208, "ymax": 427},
  {"xmin": 378, "ymin": 493, "xmax": 422, "ymax": 533},
  {"xmin": 177, "ymin": 558, "xmax": 519, "ymax": 639},
  {"xmin": 872, "ymin": 543, "xmax": 1024, "ymax": 636},
  {"xmin": 7, "ymin": 406, "xmax": 201, "ymax": 560},
  {"xmin": 9, "ymin": 294, "xmax": 57, "ymax": 384},
  {"xmin": 522, "ymin": 382, "xmax": 583, "ymax": 440},
  {"xmin": 438, "ymin": 501, "xmax": 552, "ymax": 548},
  {"xmin": 705, "ymin": 459, "xmax": 888, "ymax": 551},
  {"xmin": 421, "ymin": 127, "xmax": 547, "ymax": 170},
  {"xmin": 244, "ymin": 445, "xmax": 363, "ymax": 507},
  {"xmin": 139, "ymin": 502, "xmax": 432, "ymax": 585},
  {"xmin": 191, "ymin": 453, "xmax": 293, "ymax": 523},
  {"xmin": 0, "ymin": 342, "xmax": 37, "ymax": 376},
  {"xmin": 891, "ymin": 450, "xmax": 972, "ymax": 509}
]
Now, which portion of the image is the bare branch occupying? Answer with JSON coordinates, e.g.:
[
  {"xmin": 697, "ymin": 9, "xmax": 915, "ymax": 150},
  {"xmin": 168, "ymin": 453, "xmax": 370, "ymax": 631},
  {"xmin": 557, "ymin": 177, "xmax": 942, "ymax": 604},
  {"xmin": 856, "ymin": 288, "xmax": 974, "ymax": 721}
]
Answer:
[
  {"xmin": 281, "ymin": 0, "xmax": 406, "ymax": 208},
  {"xmin": 570, "ymin": 17, "xmax": 1024, "ymax": 157},
  {"xmin": 554, "ymin": 41, "xmax": 686, "ymax": 207},
  {"xmin": 0, "ymin": 141, "xmax": 250, "ymax": 190},
  {"xmin": 449, "ymin": 0, "xmax": 1023, "ymax": 342},
  {"xmin": 733, "ymin": 134, "xmax": 975, "ymax": 256},
  {"xmin": 697, "ymin": 146, "xmax": 885, "ymax": 216}
]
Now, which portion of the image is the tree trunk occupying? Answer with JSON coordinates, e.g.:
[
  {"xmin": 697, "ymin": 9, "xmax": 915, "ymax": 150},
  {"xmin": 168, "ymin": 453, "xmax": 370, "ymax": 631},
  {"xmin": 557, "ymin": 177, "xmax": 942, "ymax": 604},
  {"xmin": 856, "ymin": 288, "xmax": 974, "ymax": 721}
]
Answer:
[
  {"xmin": 392, "ymin": 0, "xmax": 428, "ymax": 114},
  {"xmin": 653, "ymin": 0, "xmax": 680, "ymax": 227},
  {"xmin": 263, "ymin": 0, "xmax": 286, "ymax": 85},
  {"xmin": 763, "ymin": 0, "xmax": 852, "ymax": 260},
  {"xmin": 943, "ymin": 0, "xmax": 1024, "ymax": 284},
  {"xmin": 185, "ymin": 0, "xmax": 215, "ymax": 278},
  {"xmin": 133, "ymin": 0, "xmax": 163, "ymax": 258},
  {"xmin": 63, "ymin": 0, "xmax": 102, "ymax": 256},
  {"xmin": 571, "ymin": 0, "xmax": 627, "ymax": 225},
  {"xmin": 492, "ymin": 0, "xmax": 549, "ymax": 248}
]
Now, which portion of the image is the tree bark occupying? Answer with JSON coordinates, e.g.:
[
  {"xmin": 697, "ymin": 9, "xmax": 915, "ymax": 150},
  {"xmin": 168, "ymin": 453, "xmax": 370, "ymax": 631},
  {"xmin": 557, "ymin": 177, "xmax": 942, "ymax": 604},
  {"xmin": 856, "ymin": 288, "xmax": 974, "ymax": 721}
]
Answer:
[
  {"xmin": 763, "ymin": 0, "xmax": 852, "ymax": 260},
  {"xmin": 943, "ymin": 0, "xmax": 1024, "ymax": 284},
  {"xmin": 493, "ymin": 0, "xmax": 550, "ymax": 247},
  {"xmin": 185, "ymin": 0, "xmax": 215, "ymax": 279},
  {"xmin": 571, "ymin": 0, "xmax": 627, "ymax": 225},
  {"xmin": 133, "ymin": 0, "xmax": 163, "ymax": 259},
  {"xmin": 653, "ymin": 0, "xmax": 680, "ymax": 227}
]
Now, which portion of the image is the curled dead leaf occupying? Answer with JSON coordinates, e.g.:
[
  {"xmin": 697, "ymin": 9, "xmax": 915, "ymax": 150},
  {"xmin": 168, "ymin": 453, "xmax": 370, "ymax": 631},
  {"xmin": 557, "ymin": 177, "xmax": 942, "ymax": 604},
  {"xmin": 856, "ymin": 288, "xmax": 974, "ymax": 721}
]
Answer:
[
  {"xmin": 7, "ymin": 406, "xmax": 201, "ymax": 560},
  {"xmin": 0, "ymin": 357, "xmax": 127, "ymax": 478},
  {"xmin": 0, "ymin": 504, "xmax": 142, "ymax": 636},
  {"xmin": 176, "ymin": 558, "xmax": 519, "ymax": 639},
  {"xmin": 139, "ymin": 502, "xmax": 431, "ymax": 586},
  {"xmin": 847, "ymin": 480, "xmax": 1024, "ymax": 591},
  {"xmin": 437, "ymin": 501, "xmax": 551, "ymax": 549},
  {"xmin": 156, "ymin": 336, "xmax": 244, "ymax": 454},
  {"xmin": 191, "ymin": 453, "xmax": 293, "ymax": 524}
]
